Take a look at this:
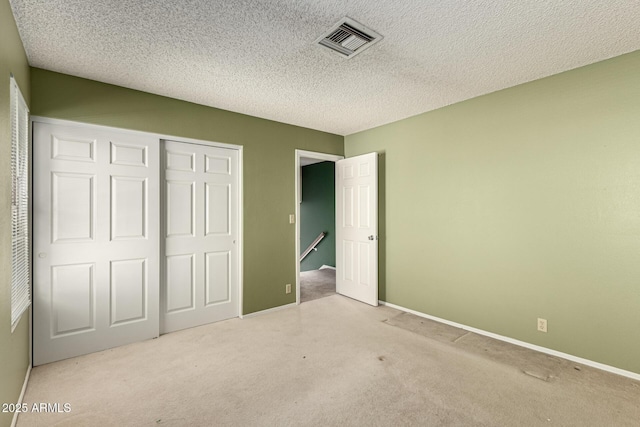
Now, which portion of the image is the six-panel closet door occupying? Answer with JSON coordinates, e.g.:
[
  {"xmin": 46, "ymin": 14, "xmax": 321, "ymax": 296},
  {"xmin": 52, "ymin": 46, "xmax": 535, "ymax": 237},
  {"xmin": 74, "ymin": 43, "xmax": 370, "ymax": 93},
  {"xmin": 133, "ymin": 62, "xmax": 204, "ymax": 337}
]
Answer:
[
  {"xmin": 162, "ymin": 140, "xmax": 239, "ymax": 333},
  {"xmin": 33, "ymin": 121, "xmax": 160, "ymax": 366}
]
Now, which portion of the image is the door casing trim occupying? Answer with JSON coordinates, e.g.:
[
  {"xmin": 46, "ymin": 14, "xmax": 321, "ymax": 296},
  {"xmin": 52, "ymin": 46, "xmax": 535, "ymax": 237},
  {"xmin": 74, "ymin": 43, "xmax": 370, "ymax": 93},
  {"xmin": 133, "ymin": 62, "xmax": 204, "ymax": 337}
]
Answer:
[{"xmin": 294, "ymin": 149, "xmax": 343, "ymax": 304}]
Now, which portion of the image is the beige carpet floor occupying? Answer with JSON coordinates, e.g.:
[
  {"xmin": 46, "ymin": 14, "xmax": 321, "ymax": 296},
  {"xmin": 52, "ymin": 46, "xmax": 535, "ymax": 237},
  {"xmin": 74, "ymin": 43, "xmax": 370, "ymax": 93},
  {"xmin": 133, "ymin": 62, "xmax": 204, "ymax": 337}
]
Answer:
[
  {"xmin": 300, "ymin": 268, "xmax": 336, "ymax": 303},
  {"xmin": 18, "ymin": 295, "xmax": 640, "ymax": 426}
]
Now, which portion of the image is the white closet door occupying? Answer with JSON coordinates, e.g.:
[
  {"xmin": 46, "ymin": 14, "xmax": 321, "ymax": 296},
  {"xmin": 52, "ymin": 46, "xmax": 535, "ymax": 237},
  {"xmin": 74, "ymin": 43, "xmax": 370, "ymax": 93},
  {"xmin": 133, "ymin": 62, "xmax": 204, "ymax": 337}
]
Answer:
[
  {"xmin": 162, "ymin": 141, "xmax": 239, "ymax": 333},
  {"xmin": 33, "ymin": 122, "xmax": 159, "ymax": 366}
]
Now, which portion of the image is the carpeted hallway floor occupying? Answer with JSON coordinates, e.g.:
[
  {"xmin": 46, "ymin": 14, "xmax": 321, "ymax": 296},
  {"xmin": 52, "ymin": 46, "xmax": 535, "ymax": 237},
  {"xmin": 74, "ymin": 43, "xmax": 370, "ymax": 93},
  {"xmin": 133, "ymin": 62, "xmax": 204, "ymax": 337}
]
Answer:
[
  {"xmin": 300, "ymin": 268, "xmax": 336, "ymax": 302},
  {"xmin": 17, "ymin": 295, "xmax": 640, "ymax": 426}
]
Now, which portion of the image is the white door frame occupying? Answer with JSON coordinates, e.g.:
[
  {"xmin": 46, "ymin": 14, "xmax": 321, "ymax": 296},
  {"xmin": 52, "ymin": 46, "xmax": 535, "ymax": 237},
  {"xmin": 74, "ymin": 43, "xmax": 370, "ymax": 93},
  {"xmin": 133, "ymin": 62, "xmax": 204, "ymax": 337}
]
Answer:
[
  {"xmin": 294, "ymin": 149, "xmax": 343, "ymax": 304},
  {"xmin": 31, "ymin": 115, "xmax": 244, "ymax": 325}
]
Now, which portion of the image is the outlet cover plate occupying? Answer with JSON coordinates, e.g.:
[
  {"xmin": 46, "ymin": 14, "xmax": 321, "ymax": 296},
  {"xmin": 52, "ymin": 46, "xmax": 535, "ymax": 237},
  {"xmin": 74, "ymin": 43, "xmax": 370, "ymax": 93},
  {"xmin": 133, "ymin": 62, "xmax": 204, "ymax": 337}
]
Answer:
[{"xmin": 537, "ymin": 318, "xmax": 548, "ymax": 333}]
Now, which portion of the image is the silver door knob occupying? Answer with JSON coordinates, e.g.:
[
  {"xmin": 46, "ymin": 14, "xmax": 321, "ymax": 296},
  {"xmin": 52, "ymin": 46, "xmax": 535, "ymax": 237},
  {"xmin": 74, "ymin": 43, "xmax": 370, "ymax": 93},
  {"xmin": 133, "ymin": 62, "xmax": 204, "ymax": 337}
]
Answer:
[{"xmin": 368, "ymin": 235, "xmax": 375, "ymax": 240}]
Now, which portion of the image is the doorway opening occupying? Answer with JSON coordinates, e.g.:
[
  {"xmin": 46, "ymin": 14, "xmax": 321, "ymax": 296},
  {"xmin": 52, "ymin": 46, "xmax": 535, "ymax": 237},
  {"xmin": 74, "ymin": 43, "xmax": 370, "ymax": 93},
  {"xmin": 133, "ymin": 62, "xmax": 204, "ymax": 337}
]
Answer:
[{"xmin": 295, "ymin": 150, "xmax": 343, "ymax": 304}]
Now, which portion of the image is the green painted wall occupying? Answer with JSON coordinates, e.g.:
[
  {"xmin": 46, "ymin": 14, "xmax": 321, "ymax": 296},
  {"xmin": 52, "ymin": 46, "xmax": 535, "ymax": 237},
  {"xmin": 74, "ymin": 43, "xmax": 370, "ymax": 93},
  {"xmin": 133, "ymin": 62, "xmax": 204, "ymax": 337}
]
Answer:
[
  {"xmin": 30, "ymin": 68, "xmax": 343, "ymax": 315},
  {"xmin": 345, "ymin": 50, "xmax": 640, "ymax": 374},
  {"xmin": 300, "ymin": 162, "xmax": 335, "ymax": 271},
  {"xmin": 0, "ymin": 0, "xmax": 31, "ymax": 425}
]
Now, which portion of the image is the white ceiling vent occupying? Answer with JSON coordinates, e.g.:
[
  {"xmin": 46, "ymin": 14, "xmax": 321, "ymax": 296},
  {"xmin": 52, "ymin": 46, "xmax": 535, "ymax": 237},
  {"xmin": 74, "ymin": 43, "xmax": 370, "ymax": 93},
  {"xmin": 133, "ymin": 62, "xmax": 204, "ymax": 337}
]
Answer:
[{"xmin": 316, "ymin": 17, "xmax": 383, "ymax": 58}]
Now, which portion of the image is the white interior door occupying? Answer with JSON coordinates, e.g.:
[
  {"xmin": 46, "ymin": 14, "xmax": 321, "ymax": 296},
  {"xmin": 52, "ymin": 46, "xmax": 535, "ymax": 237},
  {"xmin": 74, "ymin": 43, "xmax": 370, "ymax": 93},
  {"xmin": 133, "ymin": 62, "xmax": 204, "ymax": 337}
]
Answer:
[
  {"xmin": 335, "ymin": 152, "xmax": 378, "ymax": 306},
  {"xmin": 162, "ymin": 141, "xmax": 239, "ymax": 333},
  {"xmin": 33, "ymin": 121, "xmax": 159, "ymax": 366}
]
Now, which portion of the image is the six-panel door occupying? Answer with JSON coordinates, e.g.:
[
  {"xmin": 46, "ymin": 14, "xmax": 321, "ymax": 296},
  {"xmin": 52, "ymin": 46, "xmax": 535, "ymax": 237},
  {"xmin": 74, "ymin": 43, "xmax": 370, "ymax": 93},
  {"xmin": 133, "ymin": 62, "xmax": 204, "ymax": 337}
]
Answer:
[
  {"xmin": 335, "ymin": 152, "xmax": 379, "ymax": 306},
  {"xmin": 33, "ymin": 122, "xmax": 160, "ymax": 366},
  {"xmin": 162, "ymin": 140, "xmax": 239, "ymax": 333}
]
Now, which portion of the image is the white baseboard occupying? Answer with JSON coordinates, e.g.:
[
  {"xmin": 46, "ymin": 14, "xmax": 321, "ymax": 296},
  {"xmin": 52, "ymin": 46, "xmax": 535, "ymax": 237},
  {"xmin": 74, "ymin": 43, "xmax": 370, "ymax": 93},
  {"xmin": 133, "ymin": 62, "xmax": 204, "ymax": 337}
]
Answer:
[
  {"xmin": 319, "ymin": 265, "xmax": 336, "ymax": 270},
  {"xmin": 242, "ymin": 302, "xmax": 297, "ymax": 319},
  {"xmin": 11, "ymin": 364, "xmax": 31, "ymax": 427},
  {"xmin": 380, "ymin": 301, "xmax": 640, "ymax": 382}
]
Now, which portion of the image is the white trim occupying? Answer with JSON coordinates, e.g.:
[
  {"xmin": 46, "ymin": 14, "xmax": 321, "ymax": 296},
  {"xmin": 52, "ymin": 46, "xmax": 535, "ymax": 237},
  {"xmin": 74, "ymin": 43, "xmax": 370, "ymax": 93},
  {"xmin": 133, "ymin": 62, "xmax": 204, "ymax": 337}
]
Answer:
[
  {"xmin": 296, "ymin": 149, "xmax": 345, "ymax": 163},
  {"xmin": 11, "ymin": 365, "xmax": 31, "ymax": 427},
  {"xmin": 294, "ymin": 150, "xmax": 343, "ymax": 305},
  {"xmin": 242, "ymin": 302, "xmax": 297, "ymax": 319},
  {"xmin": 379, "ymin": 301, "xmax": 640, "ymax": 382},
  {"xmin": 319, "ymin": 265, "xmax": 336, "ymax": 270},
  {"xmin": 237, "ymin": 147, "xmax": 244, "ymax": 318}
]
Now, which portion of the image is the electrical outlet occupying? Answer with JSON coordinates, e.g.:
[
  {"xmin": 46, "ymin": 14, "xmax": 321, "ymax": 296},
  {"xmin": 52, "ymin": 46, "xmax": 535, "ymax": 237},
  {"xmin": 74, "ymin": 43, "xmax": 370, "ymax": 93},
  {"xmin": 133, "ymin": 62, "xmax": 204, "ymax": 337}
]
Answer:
[
  {"xmin": 285, "ymin": 284, "xmax": 291, "ymax": 294},
  {"xmin": 537, "ymin": 318, "xmax": 548, "ymax": 333},
  {"xmin": 289, "ymin": 214, "xmax": 295, "ymax": 224}
]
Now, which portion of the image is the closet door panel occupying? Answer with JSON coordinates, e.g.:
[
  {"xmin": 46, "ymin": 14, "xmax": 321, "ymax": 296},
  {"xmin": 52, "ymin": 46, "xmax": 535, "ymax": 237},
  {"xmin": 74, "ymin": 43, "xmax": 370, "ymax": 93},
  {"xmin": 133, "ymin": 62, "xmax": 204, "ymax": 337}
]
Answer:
[{"xmin": 33, "ymin": 121, "xmax": 159, "ymax": 366}]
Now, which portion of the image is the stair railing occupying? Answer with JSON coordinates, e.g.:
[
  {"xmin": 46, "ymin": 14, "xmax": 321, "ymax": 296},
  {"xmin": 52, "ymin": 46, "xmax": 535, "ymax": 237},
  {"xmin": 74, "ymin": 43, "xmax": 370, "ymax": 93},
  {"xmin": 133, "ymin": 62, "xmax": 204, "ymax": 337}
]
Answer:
[{"xmin": 300, "ymin": 232, "xmax": 327, "ymax": 262}]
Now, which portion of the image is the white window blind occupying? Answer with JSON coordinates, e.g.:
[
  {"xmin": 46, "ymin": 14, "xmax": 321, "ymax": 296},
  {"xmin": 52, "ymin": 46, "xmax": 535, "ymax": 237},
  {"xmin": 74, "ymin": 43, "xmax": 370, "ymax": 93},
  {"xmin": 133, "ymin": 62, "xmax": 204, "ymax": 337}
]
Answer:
[{"xmin": 10, "ymin": 75, "xmax": 30, "ymax": 330}]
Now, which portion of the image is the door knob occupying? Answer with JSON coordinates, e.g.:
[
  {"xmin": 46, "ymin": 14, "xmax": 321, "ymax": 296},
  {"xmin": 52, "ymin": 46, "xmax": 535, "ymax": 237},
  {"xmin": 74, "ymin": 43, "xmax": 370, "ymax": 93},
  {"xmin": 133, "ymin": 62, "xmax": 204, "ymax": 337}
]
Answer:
[{"xmin": 368, "ymin": 235, "xmax": 375, "ymax": 240}]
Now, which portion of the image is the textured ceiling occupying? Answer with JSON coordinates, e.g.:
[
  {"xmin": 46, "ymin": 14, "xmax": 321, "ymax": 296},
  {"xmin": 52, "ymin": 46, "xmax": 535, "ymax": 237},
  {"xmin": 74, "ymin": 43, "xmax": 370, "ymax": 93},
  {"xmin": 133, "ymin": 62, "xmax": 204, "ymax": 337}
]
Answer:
[{"xmin": 9, "ymin": 0, "xmax": 640, "ymax": 135}]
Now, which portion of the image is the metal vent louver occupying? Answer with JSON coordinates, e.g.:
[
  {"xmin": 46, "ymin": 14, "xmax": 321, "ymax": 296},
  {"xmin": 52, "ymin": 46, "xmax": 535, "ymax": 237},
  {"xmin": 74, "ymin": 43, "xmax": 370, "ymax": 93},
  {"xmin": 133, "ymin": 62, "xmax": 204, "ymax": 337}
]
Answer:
[{"xmin": 317, "ymin": 17, "xmax": 382, "ymax": 58}]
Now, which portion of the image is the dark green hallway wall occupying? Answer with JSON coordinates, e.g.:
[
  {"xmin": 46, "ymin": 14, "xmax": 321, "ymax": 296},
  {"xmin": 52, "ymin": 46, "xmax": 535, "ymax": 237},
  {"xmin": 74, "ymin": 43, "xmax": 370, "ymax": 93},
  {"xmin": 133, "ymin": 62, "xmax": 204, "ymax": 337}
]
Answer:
[{"xmin": 300, "ymin": 161, "xmax": 335, "ymax": 271}]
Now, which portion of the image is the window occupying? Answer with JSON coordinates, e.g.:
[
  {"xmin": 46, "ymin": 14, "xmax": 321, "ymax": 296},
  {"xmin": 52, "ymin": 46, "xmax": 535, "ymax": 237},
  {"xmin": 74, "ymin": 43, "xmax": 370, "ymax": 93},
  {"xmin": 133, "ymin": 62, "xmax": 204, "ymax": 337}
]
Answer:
[{"xmin": 10, "ymin": 75, "xmax": 30, "ymax": 331}]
